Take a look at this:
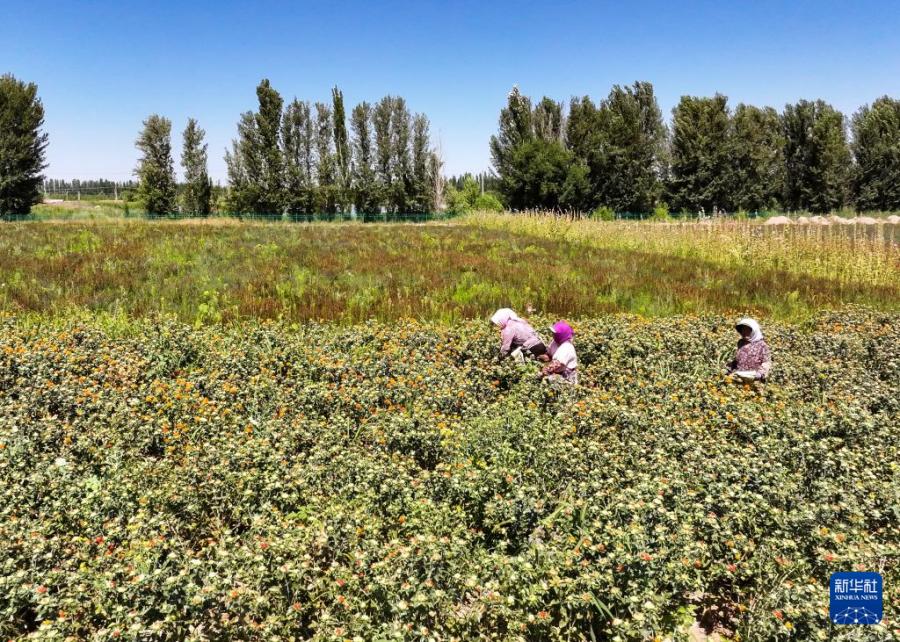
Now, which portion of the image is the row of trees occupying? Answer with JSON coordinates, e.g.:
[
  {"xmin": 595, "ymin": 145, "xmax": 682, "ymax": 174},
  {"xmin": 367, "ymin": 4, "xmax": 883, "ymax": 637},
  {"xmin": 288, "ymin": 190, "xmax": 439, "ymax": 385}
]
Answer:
[
  {"xmin": 491, "ymin": 84, "xmax": 900, "ymax": 214},
  {"xmin": 135, "ymin": 116, "xmax": 213, "ymax": 216},
  {"xmin": 224, "ymin": 80, "xmax": 443, "ymax": 219}
]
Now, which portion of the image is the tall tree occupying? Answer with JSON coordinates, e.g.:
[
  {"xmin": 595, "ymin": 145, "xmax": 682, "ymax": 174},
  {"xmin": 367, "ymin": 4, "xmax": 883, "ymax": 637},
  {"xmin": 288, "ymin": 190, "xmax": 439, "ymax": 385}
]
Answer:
[
  {"xmin": 135, "ymin": 114, "xmax": 176, "ymax": 216},
  {"xmin": 181, "ymin": 118, "xmax": 212, "ymax": 216},
  {"xmin": 595, "ymin": 81, "xmax": 666, "ymax": 213},
  {"xmin": 565, "ymin": 95, "xmax": 603, "ymax": 207},
  {"xmin": 390, "ymin": 97, "xmax": 412, "ymax": 216},
  {"xmin": 350, "ymin": 101, "xmax": 378, "ymax": 219},
  {"xmin": 254, "ymin": 79, "xmax": 284, "ymax": 217},
  {"xmin": 533, "ymin": 97, "xmax": 563, "ymax": 143},
  {"xmin": 225, "ymin": 111, "xmax": 263, "ymax": 214},
  {"xmin": 0, "ymin": 74, "xmax": 48, "ymax": 219},
  {"xmin": 331, "ymin": 87, "xmax": 352, "ymax": 213},
  {"xmin": 411, "ymin": 113, "xmax": 432, "ymax": 214},
  {"xmin": 315, "ymin": 102, "xmax": 337, "ymax": 217},
  {"xmin": 283, "ymin": 99, "xmax": 315, "ymax": 218},
  {"xmin": 782, "ymin": 99, "xmax": 851, "ymax": 213},
  {"xmin": 372, "ymin": 97, "xmax": 393, "ymax": 215},
  {"xmin": 851, "ymin": 96, "xmax": 900, "ymax": 211},
  {"xmin": 490, "ymin": 86, "xmax": 534, "ymax": 202},
  {"xmin": 668, "ymin": 94, "xmax": 732, "ymax": 213},
  {"xmin": 729, "ymin": 104, "xmax": 783, "ymax": 212}
]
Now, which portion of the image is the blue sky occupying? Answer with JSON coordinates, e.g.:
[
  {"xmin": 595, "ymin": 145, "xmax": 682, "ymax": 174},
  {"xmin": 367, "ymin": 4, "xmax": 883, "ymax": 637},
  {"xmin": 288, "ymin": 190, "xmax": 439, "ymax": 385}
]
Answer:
[{"xmin": 2, "ymin": 0, "xmax": 899, "ymax": 182}]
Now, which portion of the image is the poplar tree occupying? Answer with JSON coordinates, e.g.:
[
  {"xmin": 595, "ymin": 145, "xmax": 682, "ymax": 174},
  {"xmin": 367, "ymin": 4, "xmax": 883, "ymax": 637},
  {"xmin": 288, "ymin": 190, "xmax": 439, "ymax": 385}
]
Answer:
[
  {"xmin": 372, "ymin": 97, "xmax": 393, "ymax": 213},
  {"xmin": 533, "ymin": 97, "xmax": 563, "ymax": 142},
  {"xmin": 255, "ymin": 79, "xmax": 284, "ymax": 217},
  {"xmin": 283, "ymin": 99, "xmax": 315, "ymax": 218},
  {"xmin": 668, "ymin": 94, "xmax": 731, "ymax": 213},
  {"xmin": 851, "ymin": 96, "xmax": 900, "ymax": 211},
  {"xmin": 490, "ymin": 86, "xmax": 534, "ymax": 198},
  {"xmin": 390, "ymin": 97, "xmax": 412, "ymax": 216},
  {"xmin": 181, "ymin": 118, "xmax": 212, "ymax": 216},
  {"xmin": 315, "ymin": 102, "xmax": 337, "ymax": 217},
  {"xmin": 782, "ymin": 99, "xmax": 851, "ymax": 213},
  {"xmin": 350, "ymin": 101, "xmax": 378, "ymax": 219},
  {"xmin": 135, "ymin": 114, "xmax": 176, "ymax": 217},
  {"xmin": 411, "ymin": 113, "xmax": 432, "ymax": 214},
  {"xmin": 331, "ymin": 87, "xmax": 352, "ymax": 213},
  {"xmin": 0, "ymin": 74, "xmax": 48, "ymax": 219},
  {"xmin": 729, "ymin": 104, "xmax": 783, "ymax": 212},
  {"xmin": 595, "ymin": 82, "xmax": 666, "ymax": 213}
]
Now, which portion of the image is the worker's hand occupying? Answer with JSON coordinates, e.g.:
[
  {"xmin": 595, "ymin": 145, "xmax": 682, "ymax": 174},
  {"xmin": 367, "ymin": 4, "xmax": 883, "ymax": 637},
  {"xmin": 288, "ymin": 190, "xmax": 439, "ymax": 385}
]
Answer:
[{"xmin": 537, "ymin": 354, "xmax": 550, "ymax": 362}]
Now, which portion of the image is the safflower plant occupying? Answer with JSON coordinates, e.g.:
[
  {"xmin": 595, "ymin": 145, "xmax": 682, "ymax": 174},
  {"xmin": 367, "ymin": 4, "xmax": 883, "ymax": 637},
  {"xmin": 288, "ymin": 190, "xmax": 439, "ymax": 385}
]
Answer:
[{"xmin": 0, "ymin": 309, "xmax": 897, "ymax": 641}]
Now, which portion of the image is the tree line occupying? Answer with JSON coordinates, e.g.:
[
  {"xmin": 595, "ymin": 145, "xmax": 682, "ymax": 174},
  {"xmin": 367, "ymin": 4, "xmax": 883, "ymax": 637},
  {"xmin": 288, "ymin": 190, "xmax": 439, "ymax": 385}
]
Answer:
[
  {"xmin": 3, "ymin": 71, "xmax": 900, "ymax": 219},
  {"xmin": 222, "ymin": 80, "xmax": 443, "ymax": 220},
  {"xmin": 491, "ymin": 83, "xmax": 900, "ymax": 214}
]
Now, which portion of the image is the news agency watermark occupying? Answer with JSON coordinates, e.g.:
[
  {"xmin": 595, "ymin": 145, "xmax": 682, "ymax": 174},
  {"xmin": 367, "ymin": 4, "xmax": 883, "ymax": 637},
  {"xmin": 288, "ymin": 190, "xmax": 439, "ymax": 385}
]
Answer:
[{"xmin": 830, "ymin": 572, "xmax": 882, "ymax": 625}]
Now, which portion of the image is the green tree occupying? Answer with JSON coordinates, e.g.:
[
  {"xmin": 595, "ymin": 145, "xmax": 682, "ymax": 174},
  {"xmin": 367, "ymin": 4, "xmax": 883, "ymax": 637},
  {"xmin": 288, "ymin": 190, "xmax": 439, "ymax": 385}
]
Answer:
[
  {"xmin": 411, "ymin": 113, "xmax": 432, "ymax": 215},
  {"xmin": 224, "ymin": 80, "xmax": 285, "ymax": 217},
  {"xmin": 505, "ymin": 139, "xmax": 575, "ymax": 210},
  {"xmin": 782, "ymin": 99, "xmax": 851, "ymax": 213},
  {"xmin": 851, "ymin": 96, "xmax": 900, "ymax": 211},
  {"xmin": 390, "ymin": 97, "xmax": 412, "ymax": 216},
  {"xmin": 490, "ymin": 86, "xmax": 534, "ymax": 203},
  {"xmin": 283, "ymin": 99, "xmax": 316, "ymax": 219},
  {"xmin": 332, "ymin": 87, "xmax": 352, "ymax": 214},
  {"xmin": 0, "ymin": 74, "xmax": 48, "ymax": 219},
  {"xmin": 180, "ymin": 118, "xmax": 212, "ymax": 216},
  {"xmin": 668, "ymin": 94, "xmax": 732, "ymax": 213},
  {"xmin": 315, "ymin": 102, "xmax": 337, "ymax": 217},
  {"xmin": 135, "ymin": 114, "xmax": 176, "ymax": 217},
  {"xmin": 225, "ymin": 112, "xmax": 263, "ymax": 214},
  {"xmin": 595, "ymin": 81, "xmax": 666, "ymax": 213},
  {"xmin": 373, "ymin": 97, "xmax": 393, "ymax": 215},
  {"xmin": 533, "ymin": 97, "xmax": 563, "ymax": 143},
  {"xmin": 729, "ymin": 104, "xmax": 783, "ymax": 212},
  {"xmin": 255, "ymin": 79, "xmax": 284, "ymax": 217},
  {"xmin": 350, "ymin": 102, "xmax": 379, "ymax": 220}
]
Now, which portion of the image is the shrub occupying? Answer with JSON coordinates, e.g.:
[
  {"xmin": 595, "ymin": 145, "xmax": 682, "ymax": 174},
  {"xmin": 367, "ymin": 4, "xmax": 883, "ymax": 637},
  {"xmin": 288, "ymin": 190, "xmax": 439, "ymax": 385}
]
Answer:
[
  {"xmin": 651, "ymin": 203, "xmax": 670, "ymax": 221},
  {"xmin": 473, "ymin": 192, "xmax": 504, "ymax": 212},
  {"xmin": 591, "ymin": 205, "xmax": 615, "ymax": 221},
  {"xmin": 0, "ymin": 311, "xmax": 896, "ymax": 640}
]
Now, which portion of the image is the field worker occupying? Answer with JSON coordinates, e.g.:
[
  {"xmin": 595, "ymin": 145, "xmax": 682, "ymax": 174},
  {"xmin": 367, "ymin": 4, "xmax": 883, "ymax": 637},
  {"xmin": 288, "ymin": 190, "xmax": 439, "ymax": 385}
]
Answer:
[
  {"xmin": 490, "ymin": 308, "xmax": 547, "ymax": 362},
  {"xmin": 539, "ymin": 320, "xmax": 578, "ymax": 384},
  {"xmin": 725, "ymin": 317, "xmax": 772, "ymax": 381}
]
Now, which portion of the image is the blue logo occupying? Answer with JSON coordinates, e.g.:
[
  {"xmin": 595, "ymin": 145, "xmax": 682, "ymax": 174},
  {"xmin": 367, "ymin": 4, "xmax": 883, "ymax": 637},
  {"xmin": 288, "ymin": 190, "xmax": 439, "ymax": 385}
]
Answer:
[{"xmin": 830, "ymin": 572, "xmax": 882, "ymax": 625}]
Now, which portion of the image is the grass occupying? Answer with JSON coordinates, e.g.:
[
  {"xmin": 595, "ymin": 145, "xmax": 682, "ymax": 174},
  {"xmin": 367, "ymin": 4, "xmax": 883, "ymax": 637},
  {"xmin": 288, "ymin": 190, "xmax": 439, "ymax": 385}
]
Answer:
[
  {"xmin": 31, "ymin": 200, "xmax": 144, "ymax": 221},
  {"xmin": 0, "ymin": 215, "xmax": 896, "ymax": 324}
]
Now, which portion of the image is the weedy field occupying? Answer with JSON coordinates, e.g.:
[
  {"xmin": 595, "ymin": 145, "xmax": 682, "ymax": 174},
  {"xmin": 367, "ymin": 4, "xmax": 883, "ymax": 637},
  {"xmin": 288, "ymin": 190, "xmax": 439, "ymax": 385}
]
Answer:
[
  {"xmin": 0, "ymin": 215, "xmax": 897, "ymax": 641},
  {"xmin": 0, "ymin": 311, "xmax": 897, "ymax": 640},
  {"xmin": 0, "ymin": 215, "xmax": 897, "ymax": 323}
]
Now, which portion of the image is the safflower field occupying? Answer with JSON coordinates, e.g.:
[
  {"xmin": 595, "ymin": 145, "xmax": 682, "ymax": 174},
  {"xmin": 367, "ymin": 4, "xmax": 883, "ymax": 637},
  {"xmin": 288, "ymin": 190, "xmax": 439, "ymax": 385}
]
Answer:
[{"xmin": 0, "ymin": 216, "xmax": 898, "ymax": 641}]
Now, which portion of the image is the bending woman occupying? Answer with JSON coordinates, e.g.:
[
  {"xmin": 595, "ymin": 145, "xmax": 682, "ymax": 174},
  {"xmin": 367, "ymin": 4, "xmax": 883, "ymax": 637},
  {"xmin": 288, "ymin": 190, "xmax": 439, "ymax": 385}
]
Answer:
[{"xmin": 490, "ymin": 308, "xmax": 547, "ymax": 361}]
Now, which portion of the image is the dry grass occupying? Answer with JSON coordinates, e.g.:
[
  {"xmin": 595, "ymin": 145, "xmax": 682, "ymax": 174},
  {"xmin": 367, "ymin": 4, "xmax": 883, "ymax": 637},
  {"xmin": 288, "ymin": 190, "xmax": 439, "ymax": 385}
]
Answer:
[{"xmin": 0, "ymin": 217, "xmax": 896, "ymax": 324}]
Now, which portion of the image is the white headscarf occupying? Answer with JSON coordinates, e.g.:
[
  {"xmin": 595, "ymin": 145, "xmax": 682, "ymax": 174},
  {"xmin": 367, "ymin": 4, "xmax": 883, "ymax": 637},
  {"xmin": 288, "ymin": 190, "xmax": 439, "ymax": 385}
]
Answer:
[
  {"xmin": 735, "ymin": 317, "xmax": 764, "ymax": 342},
  {"xmin": 490, "ymin": 308, "xmax": 520, "ymax": 328}
]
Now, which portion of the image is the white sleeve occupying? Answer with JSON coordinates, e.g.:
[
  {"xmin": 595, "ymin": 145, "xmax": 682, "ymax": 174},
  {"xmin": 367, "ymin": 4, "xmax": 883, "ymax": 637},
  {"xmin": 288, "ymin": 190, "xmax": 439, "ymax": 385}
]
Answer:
[{"xmin": 554, "ymin": 343, "xmax": 577, "ymax": 369}]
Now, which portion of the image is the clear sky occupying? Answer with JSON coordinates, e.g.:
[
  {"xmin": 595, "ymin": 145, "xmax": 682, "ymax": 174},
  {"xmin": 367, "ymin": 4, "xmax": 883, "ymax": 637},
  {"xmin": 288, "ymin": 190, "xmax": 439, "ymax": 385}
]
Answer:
[{"xmin": 2, "ymin": 0, "xmax": 899, "ymax": 182}]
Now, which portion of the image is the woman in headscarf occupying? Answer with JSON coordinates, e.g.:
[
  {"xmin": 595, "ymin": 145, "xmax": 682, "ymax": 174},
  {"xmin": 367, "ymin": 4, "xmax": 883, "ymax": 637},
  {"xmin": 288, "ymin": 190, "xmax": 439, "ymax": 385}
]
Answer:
[
  {"xmin": 725, "ymin": 318, "xmax": 772, "ymax": 381},
  {"xmin": 539, "ymin": 320, "xmax": 578, "ymax": 384},
  {"xmin": 490, "ymin": 308, "xmax": 547, "ymax": 361}
]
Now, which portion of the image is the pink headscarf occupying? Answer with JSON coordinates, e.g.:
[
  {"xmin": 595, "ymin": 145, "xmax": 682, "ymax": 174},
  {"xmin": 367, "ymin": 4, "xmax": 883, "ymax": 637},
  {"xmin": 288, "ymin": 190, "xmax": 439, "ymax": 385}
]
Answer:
[{"xmin": 551, "ymin": 321, "xmax": 573, "ymax": 344}]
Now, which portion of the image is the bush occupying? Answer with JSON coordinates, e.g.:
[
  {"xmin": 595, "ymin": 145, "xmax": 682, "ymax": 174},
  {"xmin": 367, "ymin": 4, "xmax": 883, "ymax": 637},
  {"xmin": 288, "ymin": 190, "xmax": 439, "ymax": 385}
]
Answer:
[
  {"xmin": 0, "ymin": 311, "xmax": 896, "ymax": 640},
  {"xmin": 591, "ymin": 205, "xmax": 615, "ymax": 221},
  {"xmin": 651, "ymin": 203, "xmax": 670, "ymax": 221},
  {"xmin": 473, "ymin": 192, "xmax": 504, "ymax": 212}
]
